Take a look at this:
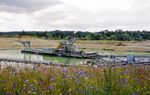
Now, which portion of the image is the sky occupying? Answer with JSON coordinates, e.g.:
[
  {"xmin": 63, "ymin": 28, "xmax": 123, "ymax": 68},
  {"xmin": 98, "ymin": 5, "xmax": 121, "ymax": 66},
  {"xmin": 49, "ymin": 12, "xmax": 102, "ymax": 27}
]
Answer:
[{"xmin": 0, "ymin": 0, "xmax": 150, "ymax": 32}]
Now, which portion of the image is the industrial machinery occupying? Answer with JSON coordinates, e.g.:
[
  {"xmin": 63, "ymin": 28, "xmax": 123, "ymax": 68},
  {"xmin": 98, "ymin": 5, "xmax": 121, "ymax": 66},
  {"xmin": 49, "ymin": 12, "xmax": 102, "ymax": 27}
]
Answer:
[
  {"xmin": 21, "ymin": 41, "xmax": 31, "ymax": 49},
  {"xmin": 55, "ymin": 37, "xmax": 97, "ymax": 58},
  {"xmin": 57, "ymin": 37, "xmax": 81, "ymax": 52},
  {"xmin": 21, "ymin": 37, "xmax": 97, "ymax": 58},
  {"xmin": 21, "ymin": 37, "xmax": 150, "ymax": 65}
]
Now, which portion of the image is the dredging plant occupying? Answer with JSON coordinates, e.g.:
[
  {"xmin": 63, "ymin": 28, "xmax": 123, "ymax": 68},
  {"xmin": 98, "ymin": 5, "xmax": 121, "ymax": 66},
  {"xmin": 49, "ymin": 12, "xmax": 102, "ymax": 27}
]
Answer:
[
  {"xmin": 21, "ymin": 37, "xmax": 97, "ymax": 59},
  {"xmin": 21, "ymin": 37, "xmax": 150, "ymax": 65}
]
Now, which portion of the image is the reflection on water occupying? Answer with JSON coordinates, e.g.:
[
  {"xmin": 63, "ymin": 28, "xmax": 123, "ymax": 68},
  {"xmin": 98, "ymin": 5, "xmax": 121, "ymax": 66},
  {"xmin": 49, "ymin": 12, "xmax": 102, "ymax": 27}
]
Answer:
[
  {"xmin": 0, "ymin": 50, "xmax": 43, "ymax": 61},
  {"xmin": 1, "ymin": 49, "xmax": 150, "ymax": 67},
  {"xmin": 0, "ymin": 50, "xmax": 87, "ymax": 65}
]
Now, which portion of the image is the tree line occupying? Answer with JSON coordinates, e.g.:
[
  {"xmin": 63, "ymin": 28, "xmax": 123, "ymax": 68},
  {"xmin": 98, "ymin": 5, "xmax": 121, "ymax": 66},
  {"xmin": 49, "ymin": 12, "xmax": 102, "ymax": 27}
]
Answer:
[{"xmin": 1, "ymin": 30, "xmax": 150, "ymax": 41}]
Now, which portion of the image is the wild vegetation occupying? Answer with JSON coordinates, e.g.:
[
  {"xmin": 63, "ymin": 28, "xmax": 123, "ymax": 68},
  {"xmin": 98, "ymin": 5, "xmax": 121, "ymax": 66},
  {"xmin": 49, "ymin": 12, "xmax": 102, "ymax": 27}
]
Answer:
[
  {"xmin": 0, "ymin": 30, "xmax": 150, "ymax": 95},
  {"xmin": 0, "ymin": 65, "xmax": 149, "ymax": 95},
  {"xmin": 1, "ymin": 30, "xmax": 150, "ymax": 41}
]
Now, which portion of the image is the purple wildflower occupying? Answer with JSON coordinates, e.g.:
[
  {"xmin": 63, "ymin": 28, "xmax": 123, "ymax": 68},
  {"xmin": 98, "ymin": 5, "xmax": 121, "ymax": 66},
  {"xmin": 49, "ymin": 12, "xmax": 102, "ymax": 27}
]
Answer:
[
  {"xmin": 30, "ymin": 84, "xmax": 34, "ymax": 87},
  {"xmin": 134, "ymin": 77, "xmax": 140, "ymax": 83},
  {"xmin": 138, "ymin": 64, "xmax": 142, "ymax": 67},
  {"xmin": 48, "ymin": 62, "xmax": 52, "ymax": 65},
  {"xmin": 43, "ymin": 68, "xmax": 47, "ymax": 71},
  {"xmin": 12, "ymin": 82, "xmax": 17, "ymax": 88},
  {"xmin": 49, "ymin": 86, "xmax": 55, "ymax": 90},
  {"xmin": 31, "ymin": 87, "xmax": 35, "ymax": 92},
  {"xmin": 50, "ymin": 78, "xmax": 55, "ymax": 82},
  {"xmin": 39, "ymin": 79, "xmax": 44, "ymax": 85},
  {"xmin": 74, "ymin": 80, "xmax": 80, "ymax": 84},
  {"xmin": 90, "ymin": 74, "xmax": 95, "ymax": 78},
  {"xmin": 124, "ymin": 78, "xmax": 129, "ymax": 83},
  {"xmin": 23, "ymin": 86, "xmax": 27, "ymax": 92},
  {"xmin": 24, "ymin": 80, "xmax": 29, "ymax": 83},
  {"xmin": 121, "ymin": 70, "xmax": 129, "ymax": 75},
  {"xmin": 67, "ymin": 74, "xmax": 72, "ymax": 78},
  {"xmin": 63, "ymin": 69, "xmax": 68, "ymax": 73},
  {"xmin": 76, "ymin": 75, "xmax": 80, "ymax": 78},
  {"xmin": 72, "ymin": 65, "xmax": 76, "ymax": 68},
  {"xmin": 78, "ymin": 89, "xmax": 82, "ymax": 93},
  {"xmin": 5, "ymin": 92, "xmax": 12, "ymax": 95},
  {"xmin": 132, "ymin": 93, "xmax": 136, "ymax": 95},
  {"xmin": 73, "ymin": 69, "xmax": 78, "ymax": 73},
  {"xmin": 79, "ymin": 71, "xmax": 87, "ymax": 76},
  {"xmin": 30, "ymin": 84, "xmax": 35, "ymax": 92}
]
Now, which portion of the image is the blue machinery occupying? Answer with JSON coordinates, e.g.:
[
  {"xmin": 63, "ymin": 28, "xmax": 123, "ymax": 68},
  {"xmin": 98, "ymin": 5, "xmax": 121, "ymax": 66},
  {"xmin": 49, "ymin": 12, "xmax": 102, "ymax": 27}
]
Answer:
[{"xmin": 85, "ymin": 54, "xmax": 150, "ymax": 66}]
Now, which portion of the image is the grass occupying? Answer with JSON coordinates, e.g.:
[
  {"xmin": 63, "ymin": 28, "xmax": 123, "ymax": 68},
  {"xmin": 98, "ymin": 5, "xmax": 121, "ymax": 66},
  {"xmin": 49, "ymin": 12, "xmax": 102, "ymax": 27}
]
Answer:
[{"xmin": 0, "ymin": 65, "xmax": 149, "ymax": 95}]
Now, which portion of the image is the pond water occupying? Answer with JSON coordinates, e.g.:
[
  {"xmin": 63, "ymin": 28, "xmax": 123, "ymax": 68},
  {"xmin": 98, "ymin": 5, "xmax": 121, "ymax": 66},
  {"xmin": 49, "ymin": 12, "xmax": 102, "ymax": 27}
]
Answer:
[
  {"xmin": 0, "ymin": 50, "xmax": 150, "ymax": 65},
  {"xmin": 0, "ymin": 50, "xmax": 87, "ymax": 65}
]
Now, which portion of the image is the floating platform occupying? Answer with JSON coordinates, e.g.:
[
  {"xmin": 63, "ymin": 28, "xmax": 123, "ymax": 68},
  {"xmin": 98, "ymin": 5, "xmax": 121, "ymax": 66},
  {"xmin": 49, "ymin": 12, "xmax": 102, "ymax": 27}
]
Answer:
[
  {"xmin": 20, "ymin": 38, "xmax": 150, "ymax": 63},
  {"xmin": 21, "ymin": 48, "xmax": 150, "ymax": 64},
  {"xmin": 21, "ymin": 48, "xmax": 98, "ymax": 59}
]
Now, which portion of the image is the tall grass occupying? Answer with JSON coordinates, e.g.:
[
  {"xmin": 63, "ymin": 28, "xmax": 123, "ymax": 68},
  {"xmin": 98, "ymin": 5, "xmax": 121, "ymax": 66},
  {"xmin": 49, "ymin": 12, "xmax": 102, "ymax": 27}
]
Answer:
[{"xmin": 0, "ymin": 65, "xmax": 149, "ymax": 95}]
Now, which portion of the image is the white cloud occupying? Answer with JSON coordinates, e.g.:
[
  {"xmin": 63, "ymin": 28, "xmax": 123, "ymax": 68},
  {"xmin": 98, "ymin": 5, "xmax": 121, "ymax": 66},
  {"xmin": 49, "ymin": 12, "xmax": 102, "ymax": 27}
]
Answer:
[
  {"xmin": 0, "ymin": 12, "xmax": 36, "ymax": 31},
  {"xmin": 0, "ymin": 0, "xmax": 62, "ymax": 12},
  {"xmin": 0, "ymin": 0, "xmax": 150, "ymax": 31}
]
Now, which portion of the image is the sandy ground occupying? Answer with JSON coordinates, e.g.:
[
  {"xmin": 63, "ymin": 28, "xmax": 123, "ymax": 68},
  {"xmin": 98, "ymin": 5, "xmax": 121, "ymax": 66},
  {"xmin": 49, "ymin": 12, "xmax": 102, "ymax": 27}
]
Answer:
[
  {"xmin": 0, "ymin": 36, "xmax": 59, "ymax": 49},
  {"xmin": 0, "ymin": 36, "xmax": 150, "ymax": 52},
  {"xmin": 77, "ymin": 40, "xmax": 150, "ymax": 52}
]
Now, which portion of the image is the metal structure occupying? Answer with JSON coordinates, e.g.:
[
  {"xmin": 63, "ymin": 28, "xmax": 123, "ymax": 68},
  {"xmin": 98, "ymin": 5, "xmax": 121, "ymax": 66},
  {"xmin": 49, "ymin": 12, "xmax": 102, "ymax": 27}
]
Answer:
[
  {"xmin": 21, "ymin": 37, "xmax": 150, "ymax": 66},
  {"xmin": 21, "ymin": 41, "xmax": 31, "ymax": 49},
  {"xmin": 21, "ymin": 37, "xmax": 95, "ymax": 58},
  {"xmin": 85, "ymin": 54, "xmax": 150, "ymax": 66},
  {"xmin": 57, "ymin": 37, "xmax": 80, "ymax": 52}
]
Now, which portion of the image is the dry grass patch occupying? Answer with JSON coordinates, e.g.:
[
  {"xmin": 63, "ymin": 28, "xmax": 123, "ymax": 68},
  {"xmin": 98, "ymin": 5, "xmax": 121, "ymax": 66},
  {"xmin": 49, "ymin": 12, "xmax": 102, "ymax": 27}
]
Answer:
[{"xmin": 0, "ymin": 36, "xmax": 150, "ymax": 52}]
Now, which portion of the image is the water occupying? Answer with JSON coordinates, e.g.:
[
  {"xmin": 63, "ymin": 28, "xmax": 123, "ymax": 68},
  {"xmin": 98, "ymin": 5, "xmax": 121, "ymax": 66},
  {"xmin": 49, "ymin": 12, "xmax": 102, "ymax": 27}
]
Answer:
[
  {"xmin": 0, "ymin": 49, "xmax": 150, "ymax": 65},
  {"xmin": 0, "ymin": 50, "xmax": 87, "ymax": 65}
]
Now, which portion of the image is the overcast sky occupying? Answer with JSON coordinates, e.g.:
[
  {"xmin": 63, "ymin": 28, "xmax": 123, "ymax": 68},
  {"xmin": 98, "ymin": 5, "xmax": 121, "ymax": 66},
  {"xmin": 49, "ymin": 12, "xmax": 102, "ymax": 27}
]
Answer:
[{"xmin": 0, "ymin": 0, "xmax": 150, "ymax": 32}]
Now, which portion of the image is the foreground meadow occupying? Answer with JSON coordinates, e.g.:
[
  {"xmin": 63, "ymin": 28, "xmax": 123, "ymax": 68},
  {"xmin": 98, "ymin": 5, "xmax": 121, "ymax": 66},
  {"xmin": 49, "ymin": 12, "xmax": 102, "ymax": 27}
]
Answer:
[{"xmin": 0, "ymin": 65, "xmax": 150, "ymax": 95}]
